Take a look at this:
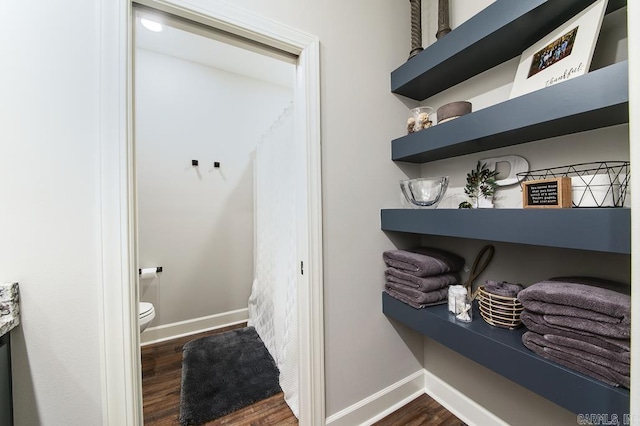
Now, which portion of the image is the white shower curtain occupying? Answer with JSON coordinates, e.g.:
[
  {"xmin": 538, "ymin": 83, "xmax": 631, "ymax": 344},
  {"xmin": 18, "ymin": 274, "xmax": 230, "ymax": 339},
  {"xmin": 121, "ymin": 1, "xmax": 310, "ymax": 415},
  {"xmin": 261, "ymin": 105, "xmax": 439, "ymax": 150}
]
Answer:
[{"xmin": 247, "ymin": 103, "xmax": 299, "ymax": 417}]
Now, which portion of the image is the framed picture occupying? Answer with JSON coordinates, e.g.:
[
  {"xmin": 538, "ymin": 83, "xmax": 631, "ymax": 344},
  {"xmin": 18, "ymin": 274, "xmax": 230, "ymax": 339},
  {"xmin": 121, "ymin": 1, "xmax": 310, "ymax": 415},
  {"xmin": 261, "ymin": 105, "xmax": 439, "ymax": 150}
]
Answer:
[{"xmin": 509, "ymin": 0, "xmax": 608, "ymax": 99}]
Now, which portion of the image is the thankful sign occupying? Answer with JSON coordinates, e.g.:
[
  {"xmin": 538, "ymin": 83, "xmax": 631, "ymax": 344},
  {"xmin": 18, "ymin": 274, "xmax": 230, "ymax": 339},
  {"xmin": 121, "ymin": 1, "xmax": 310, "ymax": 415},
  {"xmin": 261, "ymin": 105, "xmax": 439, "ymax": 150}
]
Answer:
[{"xmin": 522, "ymin": 177, "xmax": 572, "ymax": 208}]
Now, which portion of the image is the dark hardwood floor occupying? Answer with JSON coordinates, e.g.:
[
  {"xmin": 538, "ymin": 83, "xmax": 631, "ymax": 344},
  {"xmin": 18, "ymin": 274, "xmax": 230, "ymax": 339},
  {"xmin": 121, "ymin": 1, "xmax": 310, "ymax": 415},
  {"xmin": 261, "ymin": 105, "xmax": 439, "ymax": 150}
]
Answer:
[
  {"xmin": 142, "ymin": 324, "xmax": 461, "ymax": 425},
  {"xmin": 373, "ymin": 394, "xmax": 463, "ymax": 426},
  {"xmin": 142, "ymin": 323, "xmax": 297, "ymax": 425}
]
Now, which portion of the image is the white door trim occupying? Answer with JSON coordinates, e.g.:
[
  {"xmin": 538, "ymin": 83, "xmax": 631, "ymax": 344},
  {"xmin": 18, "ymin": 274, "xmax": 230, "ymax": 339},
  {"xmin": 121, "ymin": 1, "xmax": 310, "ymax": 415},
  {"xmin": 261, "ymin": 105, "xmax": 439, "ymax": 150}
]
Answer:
[
  {"xmin": 98, "ymin": 0, "xmax": 140, "ymax": 424},
  {"xmin": 98, "ymin": 1, "xmax": 324, "ymax": 425}
]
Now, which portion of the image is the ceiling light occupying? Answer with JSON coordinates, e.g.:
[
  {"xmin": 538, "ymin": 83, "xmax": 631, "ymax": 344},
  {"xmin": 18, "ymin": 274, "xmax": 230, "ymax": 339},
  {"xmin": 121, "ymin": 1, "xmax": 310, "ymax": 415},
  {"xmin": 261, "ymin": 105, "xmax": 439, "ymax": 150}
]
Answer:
[{"xmin": 141, "ymin": 18, "xmax": 163, "ymax": 32}]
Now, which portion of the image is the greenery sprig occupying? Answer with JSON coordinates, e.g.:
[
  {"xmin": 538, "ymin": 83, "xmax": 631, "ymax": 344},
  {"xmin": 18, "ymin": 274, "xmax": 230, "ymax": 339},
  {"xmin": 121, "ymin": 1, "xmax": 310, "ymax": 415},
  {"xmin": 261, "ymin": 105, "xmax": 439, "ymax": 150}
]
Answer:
[{"xmin": 458, "ymin": 161, "xmax": 499, "ymax": 209}]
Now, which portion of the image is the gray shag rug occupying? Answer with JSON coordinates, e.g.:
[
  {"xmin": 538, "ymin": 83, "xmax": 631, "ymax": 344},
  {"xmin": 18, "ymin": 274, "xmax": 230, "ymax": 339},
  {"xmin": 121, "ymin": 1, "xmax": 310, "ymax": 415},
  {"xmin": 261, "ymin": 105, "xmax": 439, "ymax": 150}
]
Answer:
[{"xmin": 179, "ymin": 326, "xmax": 281, "ymax": 426}]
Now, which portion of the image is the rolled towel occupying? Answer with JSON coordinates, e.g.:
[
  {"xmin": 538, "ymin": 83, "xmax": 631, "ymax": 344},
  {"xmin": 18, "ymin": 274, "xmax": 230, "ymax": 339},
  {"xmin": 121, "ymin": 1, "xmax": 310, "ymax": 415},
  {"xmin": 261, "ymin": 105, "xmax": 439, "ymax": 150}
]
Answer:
[
  {"xmin": 484, "ymin": 280, "xmax": 523, "ymax": 298},
  {"xmin": 385, "ymin": 268, "xmax": 458, "ymax": 292},
  {"xmin": 520, "ymin": 311, "xmax": 630, "ymax": 352},
  {"xmin": 522, "ymin": 331, "xmax": 630, "ymax": 388},
  {"xmin": 382, "ymin": 247, "xmax": 464, "ymax": 277},
  {"xmin": 384, "ymin": 285, "xmax": 448, "ymax": 309},
  {"xmin": 518, "ymin": 280, "xmax": 630, "ymax": 338}
]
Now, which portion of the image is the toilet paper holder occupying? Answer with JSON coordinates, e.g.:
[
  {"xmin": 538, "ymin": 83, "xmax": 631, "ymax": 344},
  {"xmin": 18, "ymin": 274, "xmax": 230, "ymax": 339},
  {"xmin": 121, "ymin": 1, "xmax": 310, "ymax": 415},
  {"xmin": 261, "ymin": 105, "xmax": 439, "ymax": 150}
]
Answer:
[{"xmin": 138, "ymin": 267, "xmax": 163, "ymax": 275}]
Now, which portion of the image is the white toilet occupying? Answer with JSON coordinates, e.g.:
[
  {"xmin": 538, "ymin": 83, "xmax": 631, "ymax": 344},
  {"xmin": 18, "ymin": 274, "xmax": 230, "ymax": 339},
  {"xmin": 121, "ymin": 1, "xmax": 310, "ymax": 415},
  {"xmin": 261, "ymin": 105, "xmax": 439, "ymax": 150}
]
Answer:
[{"xmin": 139, "ymin": 302, "xmax": 156, "ymax": 333}]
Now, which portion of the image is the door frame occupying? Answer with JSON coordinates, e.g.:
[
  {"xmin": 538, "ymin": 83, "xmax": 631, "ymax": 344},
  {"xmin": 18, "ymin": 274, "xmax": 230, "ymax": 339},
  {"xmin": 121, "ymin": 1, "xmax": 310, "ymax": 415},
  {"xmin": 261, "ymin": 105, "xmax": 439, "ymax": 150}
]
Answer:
[{"xmin": 98, "ymin": 1, "xmax": 324, "ymax": 424}]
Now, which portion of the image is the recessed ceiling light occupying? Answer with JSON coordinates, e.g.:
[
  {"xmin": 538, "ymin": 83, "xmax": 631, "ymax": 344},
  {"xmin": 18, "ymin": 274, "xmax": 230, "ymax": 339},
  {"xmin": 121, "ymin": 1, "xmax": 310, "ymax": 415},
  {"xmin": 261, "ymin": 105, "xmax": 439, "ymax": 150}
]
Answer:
[{"xmin": 141, "ymin": 18, "xmax": 163, "ymax": 32}]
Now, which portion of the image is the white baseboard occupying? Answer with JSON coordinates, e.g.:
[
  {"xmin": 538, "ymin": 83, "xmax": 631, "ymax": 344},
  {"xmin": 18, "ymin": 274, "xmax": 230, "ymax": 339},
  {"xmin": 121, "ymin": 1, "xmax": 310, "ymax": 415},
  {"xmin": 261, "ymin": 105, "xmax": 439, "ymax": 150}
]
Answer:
[
  {"xmin": 423, "ymin": 369, "xmax": 508, "ymax": 426},
  {"xmin": 325, "ymin": 370, "xmax": 425, "ymax": 426},
  {"xmin": 140, "ymin": 308, "xmax": 249, "ymax": 346},
  {"xmin": 325, "ymin": 369, "xmax": 509, "ymax": 426}
]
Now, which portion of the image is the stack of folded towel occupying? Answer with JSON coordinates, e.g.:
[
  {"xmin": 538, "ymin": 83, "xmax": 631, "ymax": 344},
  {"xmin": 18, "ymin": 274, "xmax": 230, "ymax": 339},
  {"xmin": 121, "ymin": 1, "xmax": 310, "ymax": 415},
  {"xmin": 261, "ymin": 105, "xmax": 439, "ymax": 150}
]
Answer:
[
  {"xmin": 518, "ymin": 277, "xmax": 631, "ymax": 388},
  {"xmin": 383, "ymin": 247, "xmax": 464, "ymax": 309}
]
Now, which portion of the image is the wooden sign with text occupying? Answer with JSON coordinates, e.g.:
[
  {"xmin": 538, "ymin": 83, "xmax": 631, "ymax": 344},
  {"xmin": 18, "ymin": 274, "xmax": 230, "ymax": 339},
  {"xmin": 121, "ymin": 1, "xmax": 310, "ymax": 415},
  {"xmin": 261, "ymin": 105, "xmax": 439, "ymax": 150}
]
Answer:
[{"xmin": 522, "ymin": 177, "xmax": 571, "ymax": 208}]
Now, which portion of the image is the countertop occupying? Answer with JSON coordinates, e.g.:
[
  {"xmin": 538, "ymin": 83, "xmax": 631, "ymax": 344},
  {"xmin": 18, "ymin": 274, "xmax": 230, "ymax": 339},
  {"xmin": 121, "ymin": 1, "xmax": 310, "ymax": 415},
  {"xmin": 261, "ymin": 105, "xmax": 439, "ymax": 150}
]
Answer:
[{"xmin": 0, "ymin": 283, "xmax": 19, "ymax": 338}]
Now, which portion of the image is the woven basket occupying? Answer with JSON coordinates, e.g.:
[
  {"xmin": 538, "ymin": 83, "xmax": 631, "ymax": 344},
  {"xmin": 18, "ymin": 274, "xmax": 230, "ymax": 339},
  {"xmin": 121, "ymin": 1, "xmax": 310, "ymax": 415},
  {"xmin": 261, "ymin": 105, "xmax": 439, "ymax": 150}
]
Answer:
[{"xmin": 477, "ymin": 286, "xmax": 524, "ymax": 329}]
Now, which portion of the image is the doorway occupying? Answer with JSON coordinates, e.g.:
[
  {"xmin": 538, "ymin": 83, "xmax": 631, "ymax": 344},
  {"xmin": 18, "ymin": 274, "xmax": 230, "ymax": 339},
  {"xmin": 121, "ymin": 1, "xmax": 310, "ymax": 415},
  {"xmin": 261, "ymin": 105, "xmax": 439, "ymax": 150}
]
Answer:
[
  {"xmin": 134, "ymin": 4, "xmax": 304, "ymax": 420},
  {"xmin": 98, "ymin": 1, "xmax": 323, "ymax": 425},
  {"xmin": 134, "ymin": 7, "xmax": 296, "ymax": 343}
]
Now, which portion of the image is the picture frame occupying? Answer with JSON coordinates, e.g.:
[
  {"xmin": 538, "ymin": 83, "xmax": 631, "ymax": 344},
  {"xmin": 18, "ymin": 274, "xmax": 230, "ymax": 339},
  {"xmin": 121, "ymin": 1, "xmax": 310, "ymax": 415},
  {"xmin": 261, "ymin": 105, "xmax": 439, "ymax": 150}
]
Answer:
[
  {"xmin": 509, "ymin": 0, "xmax": 609, "ymax": 99},
  {"xmin": 522, "ymin": 177, "xmax": 572, "ymax": 209}
]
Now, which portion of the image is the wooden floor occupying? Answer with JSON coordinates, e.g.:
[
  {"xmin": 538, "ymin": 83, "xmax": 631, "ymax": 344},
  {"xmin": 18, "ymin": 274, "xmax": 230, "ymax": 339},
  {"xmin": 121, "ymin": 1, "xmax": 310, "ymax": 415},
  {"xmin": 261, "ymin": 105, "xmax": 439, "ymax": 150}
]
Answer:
[
  {"xmin": 373, "ymin": 394, "xmax": 464, "ymax": 426},
  {"xmin": 142, "ymin": 323, "xmax": 297, "ymax": 426},
  {"xmin": 142, "ymin": 325, "xmax": 461, "ymax": 425}
]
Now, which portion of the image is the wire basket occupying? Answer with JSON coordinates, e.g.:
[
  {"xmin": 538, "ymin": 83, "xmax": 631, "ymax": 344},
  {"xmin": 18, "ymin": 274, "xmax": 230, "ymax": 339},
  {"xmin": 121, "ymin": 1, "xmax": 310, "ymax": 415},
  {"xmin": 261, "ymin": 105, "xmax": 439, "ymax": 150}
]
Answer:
[
  {"xmin": 477, "ymin": 286, "xmax": 524, "ymax": 329},
  {"xmin": 516, "ymin": 161, "xmax": 629, "ymax": 208}
]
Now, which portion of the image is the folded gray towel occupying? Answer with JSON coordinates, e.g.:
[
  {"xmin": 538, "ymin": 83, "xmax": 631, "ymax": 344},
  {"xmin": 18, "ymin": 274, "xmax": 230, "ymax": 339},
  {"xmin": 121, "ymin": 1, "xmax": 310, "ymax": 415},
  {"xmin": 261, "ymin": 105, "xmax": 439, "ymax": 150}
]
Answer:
[
  {"xmin": 549, "ymin": 276, "xmax": 631, "ymax": 295},
  {"xmin": 385, "ymin": 268, "xmax": 458, "ymax": 292},
  {"xmin": 383, "ymin": 247, "xmax": 464, "ymax": 277},
  {"xmin": 484, "ymin": 280, "xmax": 524, "ymax": 298},
  {"xmin": 523, "ymin": 332, "xmax": 629, "ymax": 374},
  {"xmin": 544, "ymin": 334, "xmax": 630, "ymax": 367},
  {"xmin": 520, "ymin": 311, "xmax": 630, "ymax": 352},
  {"xmin": 518, "ymin": 280, "xmax": 631, "ymax": 338},
  {"xmin": 542, "ymin": 313, "xmax": 629, "ymax": 339},
  {"xmin": 522, "ymin": 331, "xmax": 630, "ymax": 388},
  {"xmin": 384, "ymin": 286, "xmax": 448, "ymax": 309},
  {"xmin": 385, "ymin": 282, "xmax": 449, "ymax": 303}
]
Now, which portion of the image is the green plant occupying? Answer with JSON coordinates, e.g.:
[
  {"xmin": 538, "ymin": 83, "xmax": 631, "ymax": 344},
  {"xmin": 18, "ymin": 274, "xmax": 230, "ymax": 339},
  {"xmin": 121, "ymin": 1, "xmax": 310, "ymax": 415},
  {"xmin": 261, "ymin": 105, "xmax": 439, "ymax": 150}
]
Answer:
[{"xmin": 459, "ymin": 161, "xmax": 499, "ymax": 208}]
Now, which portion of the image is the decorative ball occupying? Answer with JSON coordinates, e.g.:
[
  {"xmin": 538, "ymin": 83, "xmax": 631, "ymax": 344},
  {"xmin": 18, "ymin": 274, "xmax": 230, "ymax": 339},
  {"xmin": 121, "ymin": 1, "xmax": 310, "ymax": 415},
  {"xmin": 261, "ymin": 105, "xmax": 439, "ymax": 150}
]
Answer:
[{"xmin": 407, "ymin": 117, "xmax": 416, "ymax": 134}]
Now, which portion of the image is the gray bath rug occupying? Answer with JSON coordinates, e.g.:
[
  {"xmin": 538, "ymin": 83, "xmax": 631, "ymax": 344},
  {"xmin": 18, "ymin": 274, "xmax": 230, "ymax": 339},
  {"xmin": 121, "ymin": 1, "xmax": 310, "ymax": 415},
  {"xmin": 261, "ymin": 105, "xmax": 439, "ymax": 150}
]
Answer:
[{"xmin": 179, "ymin": 326, "xmax": 281, "ymax": 426}]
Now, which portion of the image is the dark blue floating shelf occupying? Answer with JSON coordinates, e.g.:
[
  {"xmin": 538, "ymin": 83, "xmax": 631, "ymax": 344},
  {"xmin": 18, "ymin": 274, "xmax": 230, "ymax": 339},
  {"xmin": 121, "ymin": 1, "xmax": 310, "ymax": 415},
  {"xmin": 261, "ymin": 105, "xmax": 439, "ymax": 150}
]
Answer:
[
  {"xmin": 380, "ymin": 208, "xmax": 631, "ymax": 254},
  {"xmin": 392, "ymin": 61, "xmax": 629, "ymax": 163},
  {"xmin": 391, "ymin": 0, "xmax": 627, "ymax": 101},
  {"xmin": 382, "ymin": 292, "xmax": 630, "ymax": 418}
]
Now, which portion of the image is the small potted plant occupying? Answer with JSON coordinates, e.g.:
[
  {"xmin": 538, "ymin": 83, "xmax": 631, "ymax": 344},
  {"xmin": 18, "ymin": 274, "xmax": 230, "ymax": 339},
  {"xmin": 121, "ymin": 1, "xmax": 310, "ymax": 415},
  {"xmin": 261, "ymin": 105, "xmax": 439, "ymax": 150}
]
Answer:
[{"xmin": 459, "ymin": 161, "xmax": 499, "ymax": 209}]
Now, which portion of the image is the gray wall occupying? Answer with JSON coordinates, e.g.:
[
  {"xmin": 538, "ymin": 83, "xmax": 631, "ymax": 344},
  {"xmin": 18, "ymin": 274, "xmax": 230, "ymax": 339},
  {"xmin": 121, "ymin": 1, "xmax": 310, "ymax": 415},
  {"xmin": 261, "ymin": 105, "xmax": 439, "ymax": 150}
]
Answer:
[
  {"xmin": 227, "ymin": 0, "xmax": 428, "ymax": 415},
  {"xmin": 0, "ymin": 0, "xmax": 425, "ymax": 422}
]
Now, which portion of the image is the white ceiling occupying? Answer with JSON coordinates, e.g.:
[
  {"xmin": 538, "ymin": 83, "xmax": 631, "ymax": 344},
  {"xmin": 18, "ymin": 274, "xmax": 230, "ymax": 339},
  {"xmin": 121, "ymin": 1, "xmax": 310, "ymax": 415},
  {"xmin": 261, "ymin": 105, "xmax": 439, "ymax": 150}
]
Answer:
[{"xmin": 134, "ymin": 13, "xmax": 295, "ymax": 89}]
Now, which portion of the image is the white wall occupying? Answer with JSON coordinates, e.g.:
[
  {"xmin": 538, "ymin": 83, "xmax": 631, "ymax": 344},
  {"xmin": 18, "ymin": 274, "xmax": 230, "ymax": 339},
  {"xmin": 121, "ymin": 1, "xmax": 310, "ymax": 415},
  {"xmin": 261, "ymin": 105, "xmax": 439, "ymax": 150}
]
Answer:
[
  {"xmin": 0, "ymin": 1, "xmax": 104, "ymax": 425},
  {"xmin": 135, "ymin": 47, "xmax": 293, "ymax": 327}
]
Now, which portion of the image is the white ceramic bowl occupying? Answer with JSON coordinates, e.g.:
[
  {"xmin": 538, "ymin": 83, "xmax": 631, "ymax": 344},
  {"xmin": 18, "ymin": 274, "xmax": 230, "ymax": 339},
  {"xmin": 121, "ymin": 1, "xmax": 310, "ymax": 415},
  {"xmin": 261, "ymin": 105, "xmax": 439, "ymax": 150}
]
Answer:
[{"xmin": 400, "ymin": 176, "xmax": 449, "ymax": 208}]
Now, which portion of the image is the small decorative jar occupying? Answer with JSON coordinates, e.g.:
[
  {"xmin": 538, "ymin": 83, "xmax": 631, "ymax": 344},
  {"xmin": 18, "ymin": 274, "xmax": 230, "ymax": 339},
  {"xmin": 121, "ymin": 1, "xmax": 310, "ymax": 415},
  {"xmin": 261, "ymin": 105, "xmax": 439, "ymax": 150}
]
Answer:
[
  {"xmin": 407, "ymin": 106, "xmax": 434, "ymax": 134},
  {"xmin": 449, "ymin": 285, "xmax": 472, "ymax": 323}
]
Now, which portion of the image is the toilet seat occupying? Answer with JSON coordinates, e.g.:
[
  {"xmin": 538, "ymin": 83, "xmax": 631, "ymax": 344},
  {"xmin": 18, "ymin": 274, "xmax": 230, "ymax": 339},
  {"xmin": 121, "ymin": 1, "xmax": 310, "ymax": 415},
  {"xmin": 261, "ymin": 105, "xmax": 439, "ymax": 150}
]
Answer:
[
  {"xmin": 139, "ymin": 302, "xmax": 156, "ymax": 334},
  {"xmin": 140, "ymin": 302, "xmax": 155, "ymax": 319}
]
